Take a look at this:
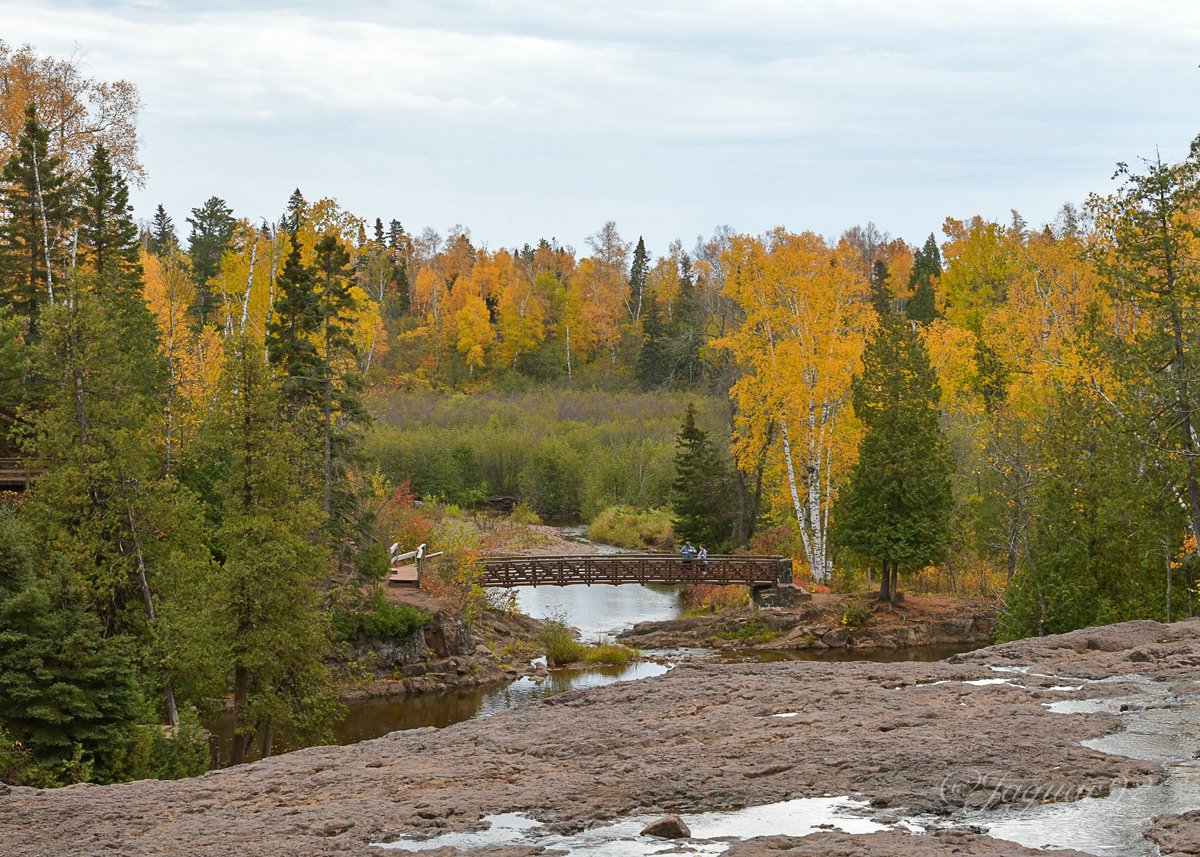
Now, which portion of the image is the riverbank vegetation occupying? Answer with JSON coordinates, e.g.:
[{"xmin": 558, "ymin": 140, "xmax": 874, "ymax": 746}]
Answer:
[
  {"xmin": 539, "ymin": 614, "xmax": 640, "ymax": 667},
  {"xmin": 2, "ymin": 39, "xmax": 1200, "ymax": 785}
]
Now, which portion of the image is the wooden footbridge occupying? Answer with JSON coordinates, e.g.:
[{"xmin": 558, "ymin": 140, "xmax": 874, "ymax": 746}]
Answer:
[{"xmin": 476, "ymin": 554, "xmax": 792, "ymax": 588}]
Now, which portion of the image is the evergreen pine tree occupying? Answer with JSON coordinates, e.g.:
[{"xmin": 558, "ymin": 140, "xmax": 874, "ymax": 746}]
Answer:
[
  {"xmin": 832, "ymin": 295, "xmax": 954, "ymax": 603},
  {"xmin": 312, "ymin": 235, "xmax": 368, "ymax": 519},
  {"xmin": 285, "ymin": 188, "xmax": 305, "ymax": 237},
  {"xmin": 185, "ymin": 196, "xmax": 235, "ymax": 326},
  {"xmin": 0, "ymin": 510, "xmax": 140, "ymax": 784},
  {"xmin": 635, "ymin": 297, "xmax": 668, "ymax": 390},
  {"xmin": 207, "ymin": 339, "xmax": 339, "ymax": 763},
  {"xmin": 267, "ymin": 235, "xmax": 323, "ymax": 416},
  {"xmin": 79, "ymin": 144, "xmax": 140, "ymax": 288},
  {"xmin": 148, "ymin": 204, "xmax": 178, "ymax": 255},
  {"xmin": 906, "ymin": 234, "xmax": 941, "ymax": 323},
  {"xmin": 670, "ymin": 403, "xmax": 732, "ymax": 549},
  {"xmin": 0, "ymin": 103, "xmax": 73, "ymax": 327},
  {"xmin": 629, "ymin": 236, "xmax": 649, "ymax": 320},
  {"xmin": 667, "ymin": 253, "xmax": 706, "ymax": 387}
]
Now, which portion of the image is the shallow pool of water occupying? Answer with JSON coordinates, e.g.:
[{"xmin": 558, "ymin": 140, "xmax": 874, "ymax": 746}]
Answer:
[{"xmin": 376, "ymin": 797, "xmax": 886, "ymax": 855}]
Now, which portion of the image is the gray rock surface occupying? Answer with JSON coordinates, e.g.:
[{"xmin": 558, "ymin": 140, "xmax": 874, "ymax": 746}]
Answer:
[{"xmin": 4, "ymin": 618, "xmax": 1199, "ymax": 856}]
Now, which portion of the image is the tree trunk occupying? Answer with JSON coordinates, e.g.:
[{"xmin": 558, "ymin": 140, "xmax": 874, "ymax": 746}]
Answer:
[
  {"xmin": 878, "ymin": 560, "xmax": 891, "ymax": 602},
  {"xmin": 231, "ymin": 665, "xmax": 250, "ymax": 765}
]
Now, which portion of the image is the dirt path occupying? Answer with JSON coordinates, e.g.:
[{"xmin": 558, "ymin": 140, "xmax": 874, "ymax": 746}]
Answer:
[{"xmin": 5, "ymin": 619, "xmax": 1199, "ymax": 856}]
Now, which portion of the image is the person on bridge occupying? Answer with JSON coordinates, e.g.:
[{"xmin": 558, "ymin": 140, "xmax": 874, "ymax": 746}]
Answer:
[
  {"xmin": 680, "ymin": 542, "xmax": 697, "ymax": 562},
  {"xmin": 697, "ymin": 545, "xmax": 708, "ymax": 563}
]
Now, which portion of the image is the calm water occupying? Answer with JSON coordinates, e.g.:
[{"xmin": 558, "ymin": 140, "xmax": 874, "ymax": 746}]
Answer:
[{"xmin": 210, "ymin": 527, "xmax": 983, "ymax": 763}]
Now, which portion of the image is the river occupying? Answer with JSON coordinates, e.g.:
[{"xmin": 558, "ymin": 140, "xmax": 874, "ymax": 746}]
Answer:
[{"xmin": 210, "ymin": 527, "xmax": 981, "ymax": 762}]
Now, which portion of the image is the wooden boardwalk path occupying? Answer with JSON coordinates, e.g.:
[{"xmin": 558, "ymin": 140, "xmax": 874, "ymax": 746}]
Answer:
[{"xmin": 478, "ymin": 554, "xmax": 792, "ymax": 588}]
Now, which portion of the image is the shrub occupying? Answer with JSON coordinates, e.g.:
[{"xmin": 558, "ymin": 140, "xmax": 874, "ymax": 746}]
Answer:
[
  {"xmin": 720, "ymin": 617, "xmax": 782, "ymax": 645},
  {"xmin": 587, "ymin": 505, "xmax": 674, "ymax": 550},
  {"xmin": 681, "ymin": 583, "xmax": 750, "ymax": 613},
  {"xmin": 839, "ymin": 598, "xmax": 873, "ymax": 631},
  {"xmin": 510, "ymin": 502, "xmax": 541, "ymax": 525},
  {"xmin": 333, "ymin": 596, "xmax": 433, "ymax": 641},
  {"xmin": 539, "ymin": 611, "xmax": 586, "ymax": 665}
]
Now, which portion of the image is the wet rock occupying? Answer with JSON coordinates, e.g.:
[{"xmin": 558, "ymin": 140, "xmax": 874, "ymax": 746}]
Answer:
[
  {"xmin": 641, "ymin": 814, "xmax": 691, "ymax": 839},
  {"xmin": 6, "ymin": 619, "xmax": 1197, "ymax": 857}
]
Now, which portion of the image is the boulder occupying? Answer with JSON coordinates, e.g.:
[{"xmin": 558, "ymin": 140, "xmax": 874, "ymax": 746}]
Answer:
[{"xmin": 641, "ymin": 814, "xmax": 691, "ymax": 839}]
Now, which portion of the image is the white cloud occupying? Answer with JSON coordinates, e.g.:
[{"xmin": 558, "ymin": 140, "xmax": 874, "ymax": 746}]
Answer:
[{"xmin": 2, "ymin": 0, "xmax": 1199, "ymax": 253}]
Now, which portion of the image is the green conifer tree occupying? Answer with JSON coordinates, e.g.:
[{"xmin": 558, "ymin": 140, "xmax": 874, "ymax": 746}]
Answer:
[
  {"xmin": 80, "ymin": 144, "xmax": 140, "ymax": 288},
  {"xmin": 671, "ymin": 403, "xmax": 732, "ymax": 549},
  {"xmin": 635, "ymin": 297, "xmax": 668, "ymax": 390},
  {"xmin": 208, "ymin": 339, "xmax": 339, "ymax": 763},
  {"xmin": 667, "ymin": 253, "xmax": 706, "ymax": 387},
  {"xmin": 0, "ymin": 510, "xmax": 140, "ymax": 784},
  {"xmin": 629, "ymin": 236, "xmax": 649, "ymax": 320},
  {"xmin": 906, "ymin": 234, "xmax": 941, "ymax": 323},
  {"xmin": 185, "ymin": 196, "xmax": 235, "ymax": 326},
  {"xmin": 832, "ymin": 295, "xmax": 954, "ymax": 603},
  {"xmin": 148, "ymin": 204, "xmax": 178, "ymax": 255},
  {"xmin": 267, "ymin": 235, "xmax": 323, "ymax": 415},
  {"xmin": 312, "ymin": 234, "xmax": 368, "ymax": 520},
  {"xmin": 0, "ymin": 103, "xmax": 74, "ymax": 327}
]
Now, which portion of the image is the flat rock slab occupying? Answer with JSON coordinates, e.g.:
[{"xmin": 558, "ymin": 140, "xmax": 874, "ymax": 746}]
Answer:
[{"xmin": 3, "ymin": 618, "xmax": 1199, "ymax": 856}]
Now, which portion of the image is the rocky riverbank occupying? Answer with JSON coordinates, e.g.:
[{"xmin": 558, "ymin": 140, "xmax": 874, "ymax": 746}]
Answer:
[
  {"xmin": 341, "ymin": 602, "xmax": 546, "ymax": 700},
  {"xmin": 618, "ymin": 592, "xmax": 996, "ymax": 652},
  {"xmin": 6, "ymin": 618, "xmax": 1200, "ymax": 856}
]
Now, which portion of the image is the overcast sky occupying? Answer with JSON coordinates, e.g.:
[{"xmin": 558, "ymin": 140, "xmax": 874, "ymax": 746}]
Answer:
[{"xmin": 4, "ymin": 0, "xmax": 1199, "ymax": 255}]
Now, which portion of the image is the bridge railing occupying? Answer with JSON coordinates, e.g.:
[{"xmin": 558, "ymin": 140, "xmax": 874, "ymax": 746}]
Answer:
[
  {"xmin": 478, "ymin": 553, "xmax": 792, "ymax": 588},
  {"xmin": 0, "ymin": 457, "xmax": 36, "ymax": 492}
]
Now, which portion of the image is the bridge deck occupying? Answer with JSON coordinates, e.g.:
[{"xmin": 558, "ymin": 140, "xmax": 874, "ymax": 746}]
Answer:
[{"xmin": 479, "ymin": 554, "xmax": 791, "ymax": 588}]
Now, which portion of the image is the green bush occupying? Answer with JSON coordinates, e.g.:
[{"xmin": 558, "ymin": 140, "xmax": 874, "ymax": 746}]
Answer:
[
  {"xmin": 839, "ymin": 598, "xmax": 873, "ymax": 632},
  {"xmin": 587, "ymin": 505, "xmax": 674, "ymax": 550},
  {"xmin": 720, "ymin": 618, "xmax": 782, "ymax": 645},
  {"xmin": 333, "ymin": 597, "xmax": 433, "ymax": 641},
  {"xmin": 540, "ymin": 614, "xmax": 587, "ymax": 666}
]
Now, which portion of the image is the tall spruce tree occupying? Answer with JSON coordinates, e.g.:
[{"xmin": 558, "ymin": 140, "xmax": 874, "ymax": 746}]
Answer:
[
  {"xmin": 312, "ymin": 234, "xmax": 368, "ymax": 519},
  {"xmin": 635, "ymin": 296, "xmax": 669, "ymax": 389},
  {"xmin": 0, "ymin": 103, "xmax": 73, "ymax": 325},
  {"xmin": 671, "ymin": 403, "xmax": 732, "ymax": 549},
  {"xmin": 285, "ymin": 188, "xmax": 306, "ymax": 237},
  {"xmin": 147, "ymin": 204, "xmax": 178, "ymax": 255},
  {"xmin": 267, "ymin": 235, "xmax": 323, "ymax": 415},
  {"xmin": 906, "ymin": 234, "xmax": 941, "ymax": 322},
  {"xmin": 667, "ymin": 253, "xmax": 706, "ymax": 387},
  {"xmin": 628, "ymin": 236, "xmax": 649, "ymax": 320},
  {"xmin": 185, "ymin": 196, "xmax": 235, "ymax": 326},
  {"xmin": 79, "ymin": 144, "xmax": 140, "ymax": 287},
  {"xmin": 832, "ymin": 289, "xmax": 953, "ymax": 603},
  {"xmin": 207, "ymin": 339, "xmax": 339, "ymax": 763}
]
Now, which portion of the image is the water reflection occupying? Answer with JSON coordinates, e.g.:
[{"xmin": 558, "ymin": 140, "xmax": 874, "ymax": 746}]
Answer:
[
  {"xmin": 515, "ymin": 584, "xmax": 684, "ymax": 642},
  {"xmin": 209, "ymin": 660, "xmax": 672, "ymax": 765}
]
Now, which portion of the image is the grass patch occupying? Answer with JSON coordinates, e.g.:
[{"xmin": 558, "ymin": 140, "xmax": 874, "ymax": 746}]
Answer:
[
  {"xmin": 587, "ymin": 505, "xmax": 674, "ymax": 550},
  {"xmin": 581, "ymin": 643, "xmax": 641, "ymax": 666}
]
